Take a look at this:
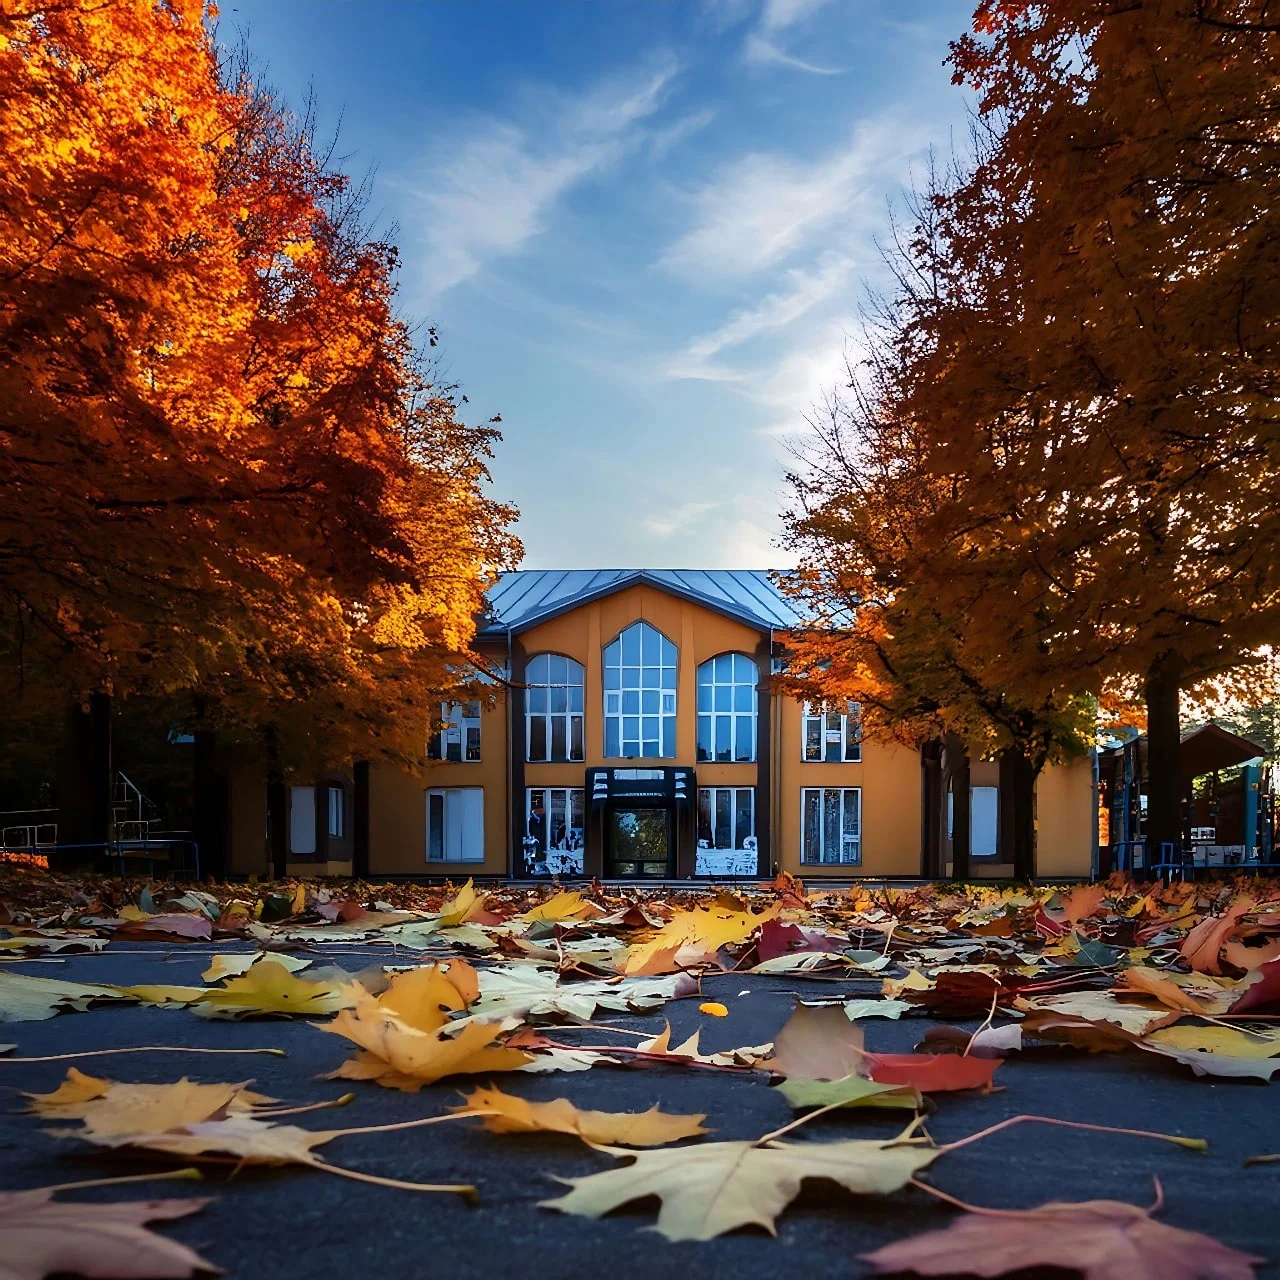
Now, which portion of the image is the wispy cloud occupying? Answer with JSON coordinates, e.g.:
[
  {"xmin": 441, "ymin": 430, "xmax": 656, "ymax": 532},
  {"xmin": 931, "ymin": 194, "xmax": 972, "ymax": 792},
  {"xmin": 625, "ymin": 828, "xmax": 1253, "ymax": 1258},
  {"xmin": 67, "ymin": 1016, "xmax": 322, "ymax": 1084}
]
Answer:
[
  {"xmin": 743, "ymin": 33, "xmax": 841, "ymax": 74},
  {"xmin": 403, "ymin": 55, "xmax": 678, "ymax": 296},
  {"xmin": 745, "ymin": 0, "xmax": 842, "ymax": 74},
  {"xmin": 657, "ymin": 118, "xmax": 906, "ymax": 281},
  {"xmin": 668, "ymin": 251, "xmax": 855, "ymax": 380}
]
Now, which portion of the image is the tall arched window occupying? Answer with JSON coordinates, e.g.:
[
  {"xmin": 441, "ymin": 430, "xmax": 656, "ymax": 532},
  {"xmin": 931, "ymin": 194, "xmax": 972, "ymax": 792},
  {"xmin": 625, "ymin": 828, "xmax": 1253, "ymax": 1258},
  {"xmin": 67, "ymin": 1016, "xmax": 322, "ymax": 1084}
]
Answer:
[
  {"xmin": 697, "ymin": 653, "xmax": 757, "ymax": 762},
  {"xmin": 603, "ymin": 622, "xmax": 677, "ymax": 758},
  {"xmin": 525, "ymin": 653, "xmax": 584, "ymax": 762}
]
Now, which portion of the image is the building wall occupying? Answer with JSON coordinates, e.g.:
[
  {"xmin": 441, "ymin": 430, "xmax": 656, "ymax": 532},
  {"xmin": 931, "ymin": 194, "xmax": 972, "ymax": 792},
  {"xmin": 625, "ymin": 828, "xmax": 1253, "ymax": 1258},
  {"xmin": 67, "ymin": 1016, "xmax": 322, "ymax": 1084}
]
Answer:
[
  {"xmin": 224, "ymin": 580, "xmax": 1099, "ymax": 881},
  {"xmin": 368, "ymin": 697, "xmax": 509, "ymax": 876},
  {"xmin": 1034, "ymin": 756, "xmax": 1096, "ymax": 878}
]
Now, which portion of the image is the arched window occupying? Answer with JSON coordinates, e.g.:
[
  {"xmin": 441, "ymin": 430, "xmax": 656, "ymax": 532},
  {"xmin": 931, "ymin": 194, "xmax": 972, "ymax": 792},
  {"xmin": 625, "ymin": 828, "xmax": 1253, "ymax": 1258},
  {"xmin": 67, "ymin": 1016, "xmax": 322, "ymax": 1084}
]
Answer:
[
  {"xmin": 525, "ymin": 653, "xmax": 584, "ymax": 762},
  {"xmin": 697, "ymin": 653, "xmax": 758, "ymax": 762},
  {"xmin": 603, "ymin": 622, "xmax": 677, "ymax": 758}
]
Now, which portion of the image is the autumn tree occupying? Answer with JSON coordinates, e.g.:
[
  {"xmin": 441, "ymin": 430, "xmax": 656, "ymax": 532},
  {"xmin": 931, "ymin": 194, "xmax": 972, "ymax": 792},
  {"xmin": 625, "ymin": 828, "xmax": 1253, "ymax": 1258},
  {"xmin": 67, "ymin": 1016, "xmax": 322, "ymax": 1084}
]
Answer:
[
  {"xmin": 923, "ymin": 0, "xmax": 1280, "ymax": 853},
  {"xmin": 0, "ymin": 0, "xmax": 517, "ymax": 859},
  {"xmin": 782, "ymin": 168, "xmax": 1097, "ymax": 880}
]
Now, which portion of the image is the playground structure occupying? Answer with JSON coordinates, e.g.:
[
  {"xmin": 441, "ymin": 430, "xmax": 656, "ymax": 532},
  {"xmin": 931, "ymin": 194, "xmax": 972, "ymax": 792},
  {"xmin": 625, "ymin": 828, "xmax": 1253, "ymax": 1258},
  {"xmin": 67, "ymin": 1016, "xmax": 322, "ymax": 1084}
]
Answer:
[{"xmin": 1098, "ymin": 723, "xmax": 1275, "ymax": 876}]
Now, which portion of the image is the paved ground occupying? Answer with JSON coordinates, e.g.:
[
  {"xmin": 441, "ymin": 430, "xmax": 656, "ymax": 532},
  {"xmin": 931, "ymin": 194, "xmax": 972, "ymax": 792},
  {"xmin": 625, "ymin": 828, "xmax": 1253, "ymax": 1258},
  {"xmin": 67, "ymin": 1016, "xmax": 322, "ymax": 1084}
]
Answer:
[{"xmin": 3, "ymin": 944, "xmax": 1279, "ymax": 1278}]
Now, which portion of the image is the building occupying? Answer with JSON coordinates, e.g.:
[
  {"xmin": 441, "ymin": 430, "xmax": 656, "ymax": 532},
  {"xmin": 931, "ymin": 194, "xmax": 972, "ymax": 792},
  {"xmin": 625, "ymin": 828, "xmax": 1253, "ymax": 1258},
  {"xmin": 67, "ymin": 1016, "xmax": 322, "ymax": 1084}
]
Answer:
[{"xmin": 224, "ymin": 569, "xmax": 1096, "ymax": 880}]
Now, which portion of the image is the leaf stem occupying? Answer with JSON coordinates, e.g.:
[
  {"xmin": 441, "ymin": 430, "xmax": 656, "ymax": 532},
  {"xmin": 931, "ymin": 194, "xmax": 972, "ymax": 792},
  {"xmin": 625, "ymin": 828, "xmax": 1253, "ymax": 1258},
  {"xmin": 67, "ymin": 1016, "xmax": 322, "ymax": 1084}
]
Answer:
[
  {"xmin": 941, "ymin": 1113, "xmax": 1207, "ymax": 1155},
  {"xmin": 327, "ymin": 1109, "xmax": 498, "ymax": 1138},
  {"xmin": 34, "ymin": 1168, "xmax": 205, "ymax": 1196},
  {"xmin": 0, "ymin": 1045, "xmax": 287, "ymax": 1062},
  {"xmin": 310, "ymin": 1159, "xmax": 477, "ymax": 1198},
  {"xmin": 755, "ymin": 1099, "xmax": 853, "ymax": 1144},
  {"xmin": 256, "ymin": 1094, "xmax": 356, "ymax": 1118}
]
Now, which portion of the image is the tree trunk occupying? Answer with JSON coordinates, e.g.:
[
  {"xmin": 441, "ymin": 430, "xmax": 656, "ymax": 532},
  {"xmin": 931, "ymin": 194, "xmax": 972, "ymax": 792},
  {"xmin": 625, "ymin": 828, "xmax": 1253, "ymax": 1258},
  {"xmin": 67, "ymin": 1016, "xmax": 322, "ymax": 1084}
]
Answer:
[
  {"xmin": 944, "ymin": 732, "xmax": 971, "ymax": 881},
  {"xmin": 264, "ymin": 726, "xmax": 287, "ymax": 880},
  {"xmin": 1144, "ymin": 653, "xmax": 1184, "ymax": 858},
  {"xmin": 998, "ymin": 746, "xmax": 1040, "ymax": 880},
  {"xmin": 919, "ymin": 740, "xmax": 944, "ymax": 878},
  {"xmin": 53, "ymin": 692, "xmax": 112, "ymax": 870},
  {"xmin": 353, "ymin": 760, "xmax": 370, "ymax": 879},
  {"xmin": 192, "ymin": 729, "xmax": 226, "ymax": 881}
]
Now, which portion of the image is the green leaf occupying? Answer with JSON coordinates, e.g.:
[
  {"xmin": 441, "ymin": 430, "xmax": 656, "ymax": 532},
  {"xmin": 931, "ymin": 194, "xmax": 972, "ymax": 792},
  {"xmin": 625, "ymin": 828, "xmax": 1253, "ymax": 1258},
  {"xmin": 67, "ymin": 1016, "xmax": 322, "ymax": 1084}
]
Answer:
[{"xmin": 776, "ymin": 1073, "xmax": 923, "ymax": 1111}]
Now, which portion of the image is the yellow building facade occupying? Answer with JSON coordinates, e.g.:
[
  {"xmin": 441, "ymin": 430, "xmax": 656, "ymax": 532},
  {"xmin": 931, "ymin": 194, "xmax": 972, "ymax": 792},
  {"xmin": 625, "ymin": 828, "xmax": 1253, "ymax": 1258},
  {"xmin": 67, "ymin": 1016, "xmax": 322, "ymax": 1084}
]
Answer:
[{"xmin": 231, "ymin": 570, "xmax": 1095, "ymax": 881}]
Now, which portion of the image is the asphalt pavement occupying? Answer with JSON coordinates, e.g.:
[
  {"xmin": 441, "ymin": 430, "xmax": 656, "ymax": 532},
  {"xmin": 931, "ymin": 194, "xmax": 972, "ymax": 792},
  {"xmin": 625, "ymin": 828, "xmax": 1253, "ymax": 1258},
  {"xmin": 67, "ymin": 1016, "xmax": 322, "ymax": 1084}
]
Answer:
[{"xmin": 2, "ymin": 943, "xmax": 1278, "ymax": 1279}]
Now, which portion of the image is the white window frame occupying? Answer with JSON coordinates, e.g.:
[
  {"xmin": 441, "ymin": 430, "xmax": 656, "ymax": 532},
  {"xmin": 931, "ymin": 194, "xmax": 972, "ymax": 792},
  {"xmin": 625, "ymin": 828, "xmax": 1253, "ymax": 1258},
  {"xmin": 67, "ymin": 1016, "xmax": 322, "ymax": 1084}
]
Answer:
[
  {"xmin": 800, "ymin": 786, "xmax": 862, "ymax": 865},
  {"xmin": 425, "ymin": 787, "xmax": 485, "ymax": 863},
  {"xmin": 697, "ymin": 653, "xmax": 758, "ymax": 763},
  {"xmin": 525, "ymin": 654, "xmax": 585, "ymax": 763},
  {"xmin": 523, "ymin": 787, "xmax": 585, "ymax": 873},
  {"xmin": 802, "ymin": 701, "xmax": 862, "ymax": 763},
  {"xmin": 326, "ymin": 785, "xmax": 345, "ymax": 839},
  {"xmin": 603, "ymin": 621, "xmax": 678, "ymax": 759},
  {"xmin": 430, "ymin": 701, "xmax": 481, "ymax": 763},
  {"xmin": 697, "ymin": 787, "xmax": 756, "ymax": 851},
  {"xmin": 947, "ymin": 784, "xmax": 999, "ymax": 858}
]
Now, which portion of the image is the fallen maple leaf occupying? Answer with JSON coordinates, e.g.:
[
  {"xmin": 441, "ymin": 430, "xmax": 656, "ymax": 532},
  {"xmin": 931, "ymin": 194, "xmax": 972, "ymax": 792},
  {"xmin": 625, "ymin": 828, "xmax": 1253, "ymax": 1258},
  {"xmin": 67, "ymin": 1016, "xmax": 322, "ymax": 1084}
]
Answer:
[
  {"xmin": 1182, "ymin": 899, "xmax": 1254, "ymax": 976},
  {"xmin": 194, "ymin": 960, "xmax": 354, "ymax": 1019},
  {"xmin": 25, "ymin": 1068, "xmax": 275, "ymax": 1135},
  {"xmin": 775, "ymin": 1073, "xmax": 923, "ymax": 1111},
  {"xmin": 622, "ymin": 901, "xmax": 780, "ymax": 976},
  {"xmin": 542, "ymin": 1132, "xmax": 937, "ymax": 1240},
  {"xmin": 1117, "ymin": 966, "xmax": 1209, "ymax": 1014},
  {"xmin": 438, "ymin": 879, "xmax": 486, "ymax": 927},
  {"xmin": 1229, "ymin": 958, "xmax": 1280, "ymax": 1014},
  {"xmin": 0, "ymin": 971, "xmax": 137, "ymax": 1022},
  {"xmin": 373, "ymin": 961, "xmax": 479, "ymax": 1033},
  {"xmin": 0, "ymin": 1182, "xmax": 218, "ymax": 1279},
  {"xmin": 451, "ymin": 1085, "xmax": 708, "ymax": 1146},
  {"xmin": 762, "ymin": 1003, "xmax": 867, "ymax": 1080},
  {"xmin": 321, "ymin": 985, "xmax": 532, "ymax": 1089},
  {"xmin": 864, "ymin": 1051, "xmax": 1001, "ymax": 1093},
  {"xmin": 861, "ymin": 1188, "xmax": 1263, "ymax": 1279}
]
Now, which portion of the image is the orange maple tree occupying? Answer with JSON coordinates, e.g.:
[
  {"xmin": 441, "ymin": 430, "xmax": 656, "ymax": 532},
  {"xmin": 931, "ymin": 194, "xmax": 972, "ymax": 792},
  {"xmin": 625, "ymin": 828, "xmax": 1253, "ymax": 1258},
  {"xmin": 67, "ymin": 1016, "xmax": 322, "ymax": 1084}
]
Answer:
[{"xmin": 0, "ymin": 0, "xmax": 517, "ymax": 848}]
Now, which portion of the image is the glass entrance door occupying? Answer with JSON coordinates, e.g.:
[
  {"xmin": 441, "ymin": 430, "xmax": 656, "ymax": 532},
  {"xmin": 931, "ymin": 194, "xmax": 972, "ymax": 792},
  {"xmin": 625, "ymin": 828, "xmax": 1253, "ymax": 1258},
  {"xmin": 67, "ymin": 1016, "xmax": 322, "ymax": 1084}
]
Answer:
[{"xmin": 607, "ymin": 808, "xmax": 671, "ymax": 877}]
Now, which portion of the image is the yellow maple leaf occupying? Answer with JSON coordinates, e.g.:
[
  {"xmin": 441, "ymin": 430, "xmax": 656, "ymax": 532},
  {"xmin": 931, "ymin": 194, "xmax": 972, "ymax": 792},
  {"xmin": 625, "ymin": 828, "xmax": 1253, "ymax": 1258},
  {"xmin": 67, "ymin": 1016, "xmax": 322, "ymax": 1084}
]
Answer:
[
  {"xmin": 194, "ymin": 959, "xmax": 353, "ymax": 1019},
  {"xmin": 522, "ymin": 890, "xmax": 595, "ymax": 924},
  {"xmin": 374, "ymin": 961, "xmax": 478, "ymax": 1034},
  {"xmin": 321, "ymin": 985, "xmax": 531, "ymax": 1090},
  {"xmin": 1145, "ymin": 1024, "xmax": 1280, "ymax": 1059},
  {"xmin": 439, "ymin": 879, "xmax": 485, "ymax": 928},
  {"xmin": 623, "ymin": 902, "xmax": 780, "ymax": 976},
  {"xmin": 451, "ymin": 1085, "xmax": 708, "ymax": 1146}
]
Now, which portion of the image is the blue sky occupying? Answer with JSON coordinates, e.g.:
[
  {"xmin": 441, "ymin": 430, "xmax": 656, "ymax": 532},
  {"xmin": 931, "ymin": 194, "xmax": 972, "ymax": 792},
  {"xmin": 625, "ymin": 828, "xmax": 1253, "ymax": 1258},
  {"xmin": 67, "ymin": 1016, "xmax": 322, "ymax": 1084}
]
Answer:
[{"xmin": 224, "ymin": 0, "xmax": 977, "ymax": 569}]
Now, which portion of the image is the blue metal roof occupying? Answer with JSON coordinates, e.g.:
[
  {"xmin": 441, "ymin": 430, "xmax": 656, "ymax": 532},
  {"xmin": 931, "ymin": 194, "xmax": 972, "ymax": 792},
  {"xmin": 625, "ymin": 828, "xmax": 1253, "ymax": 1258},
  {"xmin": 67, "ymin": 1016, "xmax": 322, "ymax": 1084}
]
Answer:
[{"xmin": 477, "ymin": 569, "xmax": 804, "ymax": 637}]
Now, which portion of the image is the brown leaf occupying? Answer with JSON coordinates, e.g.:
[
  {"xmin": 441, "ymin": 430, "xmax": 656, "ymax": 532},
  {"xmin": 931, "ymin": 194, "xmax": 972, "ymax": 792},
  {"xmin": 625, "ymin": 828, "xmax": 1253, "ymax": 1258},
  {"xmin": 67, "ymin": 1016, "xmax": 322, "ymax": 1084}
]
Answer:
[
  {"xmin": 762, "ymin": 1003, "xmax": 866, "ymax": 1080},
  {"xmin": 0, "ymin": 1186, "xmax": 218, "ymax": 1279},
  {"xmin": 861, "ymin": 1194, "xmax": 1264, "ymax": 1278},
  {"xmin": 1181, "ymin": 900, "xmax": 1253, "ymax": 976},
  {"xmin": 1117, "ymin": 966, "xmax": 1208, "ymax": 1014}
]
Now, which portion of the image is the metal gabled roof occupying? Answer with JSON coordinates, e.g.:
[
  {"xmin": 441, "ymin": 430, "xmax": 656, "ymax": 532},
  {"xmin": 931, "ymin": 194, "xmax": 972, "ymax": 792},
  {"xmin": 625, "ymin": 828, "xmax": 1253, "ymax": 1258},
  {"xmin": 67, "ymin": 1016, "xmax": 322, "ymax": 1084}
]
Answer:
[{"xmin": 476, "ymin": 569, "xmax": 804, "ymax": 638}]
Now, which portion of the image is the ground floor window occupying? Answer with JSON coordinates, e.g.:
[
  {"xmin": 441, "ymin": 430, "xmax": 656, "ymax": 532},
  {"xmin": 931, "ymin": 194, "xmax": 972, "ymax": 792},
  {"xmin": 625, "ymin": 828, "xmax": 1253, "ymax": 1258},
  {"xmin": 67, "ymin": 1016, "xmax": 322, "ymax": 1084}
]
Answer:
[
  {"xmin": 524, "ymin": 787, "xmax": 584, "ymax": 875},
  {"xmin": 800, "ymin": 787, "xmax": 861, "ymax": 865},
  {"xmin": 947, "ymin": 784, "xmax": 999, "ymax": 857},
  {"xmin": 326, "ymin": 785, "xmax": 345, "ymax": 839},
  {"xmin": 696, "ymin": 787, "xmax": 756, "ymax": 876},
  {"xmin": 426, "ymin": 787, "xmax": 484, "ymax": 863},
  {"xmin": 289, "ymin": 786, "xmax": 316, "ymax": 856}
]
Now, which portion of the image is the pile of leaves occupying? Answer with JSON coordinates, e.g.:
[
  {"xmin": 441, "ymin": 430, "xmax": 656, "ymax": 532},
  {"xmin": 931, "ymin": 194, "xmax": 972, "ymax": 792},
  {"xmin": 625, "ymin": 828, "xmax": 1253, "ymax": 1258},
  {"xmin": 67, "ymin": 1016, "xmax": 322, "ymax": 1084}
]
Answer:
[{"xmin": 2, "ymin": 865, "xmax": 1279, "ymax": 1278}]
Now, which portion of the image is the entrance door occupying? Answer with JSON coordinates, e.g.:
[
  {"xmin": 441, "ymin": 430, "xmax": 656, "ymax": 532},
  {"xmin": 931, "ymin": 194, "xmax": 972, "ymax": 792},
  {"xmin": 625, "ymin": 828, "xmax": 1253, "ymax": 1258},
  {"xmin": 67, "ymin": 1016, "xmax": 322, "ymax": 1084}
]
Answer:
[{"xmin": 608, "ymin": 808, "xmax": 671, "ymax": 877}]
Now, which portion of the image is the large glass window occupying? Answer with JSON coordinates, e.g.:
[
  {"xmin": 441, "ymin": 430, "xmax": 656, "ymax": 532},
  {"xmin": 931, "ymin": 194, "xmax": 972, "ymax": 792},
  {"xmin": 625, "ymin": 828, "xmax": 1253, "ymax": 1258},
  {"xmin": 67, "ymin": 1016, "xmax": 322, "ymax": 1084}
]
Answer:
[
  {"xmin": 523, "ymin": 787, "xmax": 585, "ymax": 875},
  {"xmin": 697, "ymin": 653, "xmax": 758, "ymax": 762},
  {"xmin": 426, "ymin": 787, "xmax": 484, "ymax": 863},
  {"xmin": 428, "ymin": 701, "xmax": 481, "ymax": 763},
  {"xmin": 525, "ymin": 654, "xmax": 584, "ymax": 762},
  {"xmin": 698, "ymin": 787, "xmax": 755, "ymax": 851},
  {"xmin": 603, "ymin": 622, "xmax": 677, "ymax": 758},
  {"xmin": 800, "ymin": 787, "xmax": 861, "ymax": 865},
  {"xmin": 802, "ymin": 701, "xmax": 862, "ymax": 762}
]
